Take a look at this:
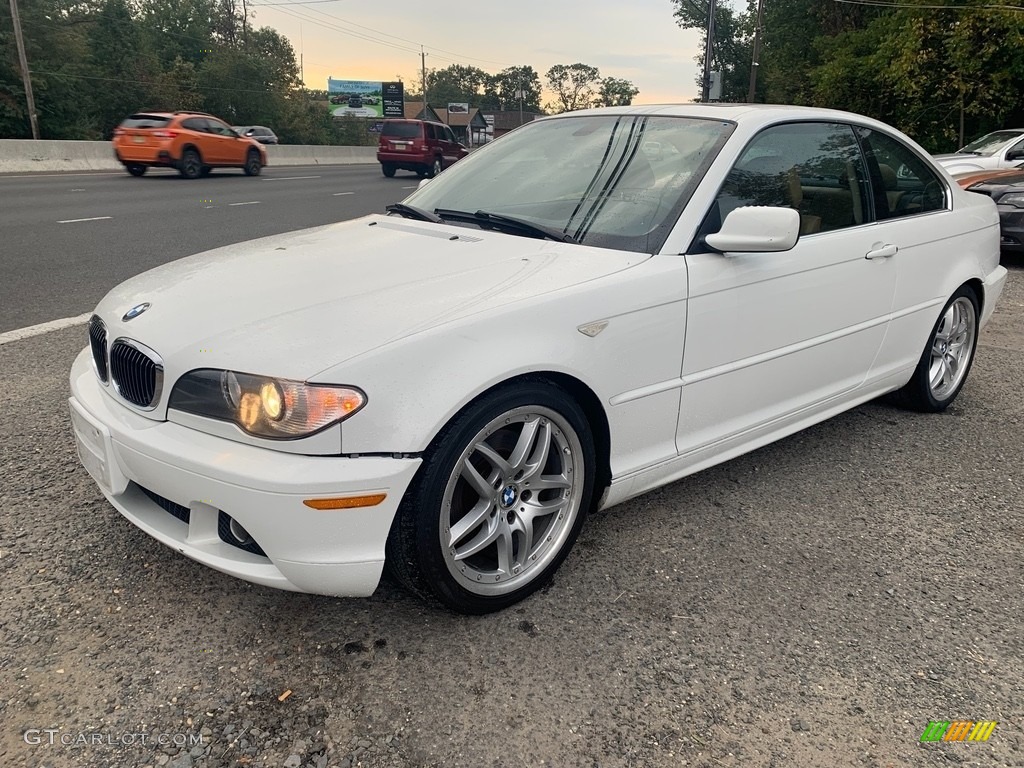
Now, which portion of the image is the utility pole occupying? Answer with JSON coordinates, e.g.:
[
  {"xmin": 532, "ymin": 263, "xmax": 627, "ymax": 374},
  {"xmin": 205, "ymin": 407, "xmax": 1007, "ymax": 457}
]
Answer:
[
  {"xmin": 421, "ymin": 47, "xmax": 428, "ymax": 118},
  {"xmin": 9, "ymin": 0, "xmax": 40, "ymax": 139},
  {"xmin": 700, "ymin": 0, "xmax": 717, "ymax": 103},
  {"xmin": 746, "ymin": 0, "xmax": 765, "ymax": 103}
]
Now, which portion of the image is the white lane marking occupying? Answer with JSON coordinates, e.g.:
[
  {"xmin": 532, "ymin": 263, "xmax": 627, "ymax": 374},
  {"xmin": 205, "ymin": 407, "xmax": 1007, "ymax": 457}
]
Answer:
[
  {"xmin": 333, "ymin": 192, "xmax": 354, "ymax": 196},
  {"xmin": 401, "ymin": 186, "xmax": 417, "ymax": 189},
  {"xmin": 0, "ymin": 313, "xmax": 90, "ymax": 347},
  {"xmin": 262, "ymin": 175, "xmax": 321, "ymax": 181},
  {"xmin": 70, "ymin": 188, "xmax": 86, "ymax": 192},
  {"xmin": 228, "ymin": 201, "xmax": 261, "ymax": 206},
  {"xmin": 57, "ymin": 216, "xmax": 112, "ymax": 224}
]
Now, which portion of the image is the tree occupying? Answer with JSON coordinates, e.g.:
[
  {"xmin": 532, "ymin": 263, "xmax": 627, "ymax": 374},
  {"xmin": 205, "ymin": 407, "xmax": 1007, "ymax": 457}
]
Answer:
[
  {"xmin": 488, "ymin": 65, "xmax": 542, "ymax": 112},
  {"xmin": 545, "ymin": 63, "xmax": 601, "ymax": 113},
  {"xmin": 426, "ymin": 64, "xmax": 489, "ymax": 107},
  {"xmin": 597, "ymin": 77, "xmax": 639, "ymax": 107}
]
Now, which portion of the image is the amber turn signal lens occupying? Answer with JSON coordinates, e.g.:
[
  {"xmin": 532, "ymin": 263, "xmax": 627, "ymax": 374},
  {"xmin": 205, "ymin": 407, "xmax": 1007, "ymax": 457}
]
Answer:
[{"xmin": 303, "ymin": 494, "xmax": 387, "ymax": 510}]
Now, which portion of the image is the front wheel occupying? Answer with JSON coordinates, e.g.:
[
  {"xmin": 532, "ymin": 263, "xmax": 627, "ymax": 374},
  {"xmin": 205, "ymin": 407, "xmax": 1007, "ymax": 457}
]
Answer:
[
  {"xmin": 125, "ymin": 164, "xmax": 146, "ymax": 177},
  {"xmin": 426, "ymin": 157, "xmax": 443, "ymax": 178},
  {"xmin": 243, "ymin": 150, "xmax": 262, "ymax": 176},
  {"xmin": 891, "ymin": 284, "xmax": 979, "ymax": 412},
  {"xmin": 386, "ymin": 382, "xmax": 596, "ymax": 614}
]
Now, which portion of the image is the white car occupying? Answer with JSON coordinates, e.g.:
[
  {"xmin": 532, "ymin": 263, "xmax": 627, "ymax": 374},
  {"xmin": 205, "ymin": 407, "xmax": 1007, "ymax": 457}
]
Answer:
[
  {"xmin": 70, "ymin": 104, "xmax": 1008, "ymax": 614},
  {"xmin": 933, "ymin": 128, "xmax": 1024, "ymax": 173}
]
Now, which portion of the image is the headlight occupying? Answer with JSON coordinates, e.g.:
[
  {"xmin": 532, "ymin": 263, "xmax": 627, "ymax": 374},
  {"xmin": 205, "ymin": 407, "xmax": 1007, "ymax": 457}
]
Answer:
[
  {"xmin": 169, "ymin": 369, "xmax": 366, "ymax": 439},
  {"xmin": 998, "ymin": 192, "xmax": 1024, "ymax": 208}
]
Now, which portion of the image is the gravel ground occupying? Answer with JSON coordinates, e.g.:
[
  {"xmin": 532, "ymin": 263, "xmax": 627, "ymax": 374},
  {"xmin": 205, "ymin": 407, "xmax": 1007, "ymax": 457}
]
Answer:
[{"xmin": 2, "ymin": 263, "xmax": 1022, "ymax": 768}]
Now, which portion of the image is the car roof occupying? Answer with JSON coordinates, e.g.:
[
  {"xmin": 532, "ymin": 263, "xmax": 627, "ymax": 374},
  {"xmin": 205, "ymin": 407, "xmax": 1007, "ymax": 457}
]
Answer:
[{"xmin": 537, "ymin": 103, "xmax": 911, "ymax": 135}]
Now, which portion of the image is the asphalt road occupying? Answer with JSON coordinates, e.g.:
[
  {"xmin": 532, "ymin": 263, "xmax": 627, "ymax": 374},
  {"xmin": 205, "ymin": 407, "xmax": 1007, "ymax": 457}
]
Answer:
[{"xmin": 0, "ymin": 164, "xmax": 421, "ymax": 333}]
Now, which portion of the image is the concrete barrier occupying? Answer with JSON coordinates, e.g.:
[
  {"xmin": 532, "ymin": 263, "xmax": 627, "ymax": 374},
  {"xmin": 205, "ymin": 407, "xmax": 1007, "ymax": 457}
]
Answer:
[{"xmin": 0, "ymin": 139, "xmax": 377, "ymax": 173}]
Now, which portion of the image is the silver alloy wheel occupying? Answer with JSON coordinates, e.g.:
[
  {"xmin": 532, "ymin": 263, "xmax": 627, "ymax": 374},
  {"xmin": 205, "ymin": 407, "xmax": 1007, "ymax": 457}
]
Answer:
[
  {"xmin": 928, "ymin": 296, "xmax": 976, "ymax": 400},
  {"xmin": 440, "ymin": 405, "xmax": 585, "ymax": 596},
  {"xmin": 432, "ymin": 158, "xmax": 442, "ymax": 177}
]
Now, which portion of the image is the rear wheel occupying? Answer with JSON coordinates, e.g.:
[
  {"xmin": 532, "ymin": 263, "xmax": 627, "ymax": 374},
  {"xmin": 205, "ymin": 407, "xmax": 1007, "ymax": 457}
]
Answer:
[
  {"xmin": 243, "ymin": 150, "xmax": 262, "ymax": 176},
  {"xmin": 178, "ymin": 149, "xmax": 202, "ymax": 179},
  {"xmin": 381, "ymin": 163, "xmax": 396, "ymax": 178},
  {"xmin": 125, "ymin": 164, "xmax": 146, "ymax": 177},
  {"xmin": 891, "ymin": 284, "xmax": 979, "ymax": 412},
  {"xmin": 385, "ymin": 382, "xmax": 595, "ymax": 614}
]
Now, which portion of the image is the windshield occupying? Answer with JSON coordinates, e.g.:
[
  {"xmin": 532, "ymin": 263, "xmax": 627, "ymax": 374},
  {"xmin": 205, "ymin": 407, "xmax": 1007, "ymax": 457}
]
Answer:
[
  {"xmin": 960, "ymin": 130, "xmax": 1024, "ymax": 155},
  {"xmin": 402, "ymin": 114, "xmax": 734, "ymax": 254}
]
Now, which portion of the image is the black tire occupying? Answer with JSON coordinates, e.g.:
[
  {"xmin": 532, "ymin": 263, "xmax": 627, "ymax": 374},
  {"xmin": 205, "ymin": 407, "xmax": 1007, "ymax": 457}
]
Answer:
[
  {"xmin": 243, "ymin": 149, "xmax": 262, "ymax": 176},
  {"xmin": 125, "ymin": 164, "xmax": 147, "ymax": 177},
  {"xmin": 385, "ymin": 381, "xmax": 596, "ymax": 614},
  {"xmin": 890, "ymin": 284, "xmax": 979, "ymax": 412},
  {"xmin": 426, "ymin": 156, "xmax": 443, "ymax": 178},
  {"xmin": 179, "ymin": 149, "xmax": 202, "ymax": 179},
  {"xmin": 381, "ymin": 163, "xmax": 396, "ymax": 178}
]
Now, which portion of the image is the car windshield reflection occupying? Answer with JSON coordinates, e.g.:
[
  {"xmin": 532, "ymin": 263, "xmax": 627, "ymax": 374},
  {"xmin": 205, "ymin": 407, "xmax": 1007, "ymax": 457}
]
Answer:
[{"xmin": 403, "ymin": 114, "xmax": 734, "ymax": 254}]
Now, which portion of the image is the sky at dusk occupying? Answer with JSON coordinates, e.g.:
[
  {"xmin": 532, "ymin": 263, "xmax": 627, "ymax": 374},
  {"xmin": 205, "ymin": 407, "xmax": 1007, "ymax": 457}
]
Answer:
[{"xmin": 249, "ymin": 0, "xmax": 705, "ymax": 106}]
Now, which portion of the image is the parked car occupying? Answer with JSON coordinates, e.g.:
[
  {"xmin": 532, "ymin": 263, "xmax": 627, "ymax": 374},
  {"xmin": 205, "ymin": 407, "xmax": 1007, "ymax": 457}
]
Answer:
[
  {"xmin": 112, "ymin": 111, "xmax": 267, "ymax": 178},
  {"xmin": 347, "ymin": 96, "xmax": 363, "ymax": 109},
  {"xmin": 72, "ymin": 104, "xmax": 1007, "ymax": 614},
  {"xmin": 933, "ymin": 129, "xmax": 1024, "ymax": 173},
  {"xmin": 329, "ymin": 94, "xmax": 347, "ymax": 105},
  {"xmin": 232, "ymin": 125, "xmax": 279, "ymax": 145},
  {"xmin": 954, "ymin": 164, "xmax": 1024, "ymax": 252},
  {"xmin": 376, "ymin": 118, "xmax": 468, "ymax": 178}
]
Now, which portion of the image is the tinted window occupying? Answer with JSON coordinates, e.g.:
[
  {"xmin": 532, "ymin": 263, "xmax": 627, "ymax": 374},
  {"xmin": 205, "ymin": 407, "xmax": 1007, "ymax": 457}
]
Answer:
[
  {"xmin": 180, "ymin": 118, "xmax": 208, "ymax": 132},
  {"xmin": 119, "ymin": 114, "xmax": 170, "ymax": 129},
  {"xmin": 383, "ymin": 122, "xmax": 422, "ymax": 138},
  {"xmin": 856, "ymin": 128, "xmax": 946, "ymax": 219},
  {"xmin": 445, "ymin": 126, "xmax": 458, "ymax": 143},
  {"xmin": 710, "ymin": 122, "xmax": 868, "ymax": 236},
  {"xmin": 206, "ymin": 119, "xmax": 234, "ymax": 136}
]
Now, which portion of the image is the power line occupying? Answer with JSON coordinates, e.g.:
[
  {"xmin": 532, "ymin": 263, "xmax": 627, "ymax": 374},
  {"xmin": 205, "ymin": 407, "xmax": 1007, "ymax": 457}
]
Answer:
[{"xmin": 28, "ymin": 69, "xmax": 298, "ymax": 95}]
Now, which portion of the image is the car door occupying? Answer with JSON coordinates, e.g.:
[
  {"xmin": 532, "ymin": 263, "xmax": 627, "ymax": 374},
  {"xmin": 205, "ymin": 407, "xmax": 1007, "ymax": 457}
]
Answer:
[
  {"xmin": 206, "ymin": 118, "xmax": 245, "ymax": 164},
  {"xmin": 443, "ymin": 125, "xmax": 463, "ymax": 165},
  {"xmin": 677, "ymin": 121, "xmax": 898, "ymax": 455}
]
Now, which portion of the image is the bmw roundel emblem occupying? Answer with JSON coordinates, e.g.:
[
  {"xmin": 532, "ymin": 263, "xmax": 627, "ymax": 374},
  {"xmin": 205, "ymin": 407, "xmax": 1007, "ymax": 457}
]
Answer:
[
  {"xmin": 122, "ymin": 302, "xmax": 151, "ymax": 322},
  {"xmin": 500, "ymin": 485, "xmax": 518, "ymax": 508}
]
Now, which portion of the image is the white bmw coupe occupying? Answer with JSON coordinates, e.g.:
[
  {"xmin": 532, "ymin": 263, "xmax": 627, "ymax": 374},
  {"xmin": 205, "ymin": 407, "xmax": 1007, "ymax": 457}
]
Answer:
[{"xmin": 70, "ymin": 104, "xmax": 1008, "ymax": 613}]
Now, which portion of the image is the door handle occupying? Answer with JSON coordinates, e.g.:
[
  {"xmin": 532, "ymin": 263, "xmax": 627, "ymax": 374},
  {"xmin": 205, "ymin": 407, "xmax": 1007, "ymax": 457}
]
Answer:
[{"xmin": 865, "ymin": 243, "xmax": 898, "ymax": 260}]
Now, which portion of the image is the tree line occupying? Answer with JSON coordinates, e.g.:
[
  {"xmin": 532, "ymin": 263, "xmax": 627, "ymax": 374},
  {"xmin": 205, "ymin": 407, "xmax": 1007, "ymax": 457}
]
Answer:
[
  {"xmin": 672, "ymin": 0, "xmax": 1024, "ymax": 153},
  {"xmin": 1, "ymin": 0, "xmax": 640, "ymax": 143}
]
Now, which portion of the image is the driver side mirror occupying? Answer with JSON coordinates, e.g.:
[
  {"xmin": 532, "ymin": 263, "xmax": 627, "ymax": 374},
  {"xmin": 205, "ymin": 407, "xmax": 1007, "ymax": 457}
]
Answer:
[{"xmin": 705, "ymin": 206, "xmax": 800, "ymax": 254}]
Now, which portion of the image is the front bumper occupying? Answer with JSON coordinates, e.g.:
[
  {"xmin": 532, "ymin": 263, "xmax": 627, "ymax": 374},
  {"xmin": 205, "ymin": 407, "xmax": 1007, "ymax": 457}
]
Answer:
[
  {"xmin": 996, "ymin": 205, "xmax": 1024, "ymax": 252},
  {"xmin": 69, "ymin": 348, "xmax": 420, "ymax": 597},
  {"xmin": 980, "ymin": 264, "xmax": 1009, "ymax": 329}
]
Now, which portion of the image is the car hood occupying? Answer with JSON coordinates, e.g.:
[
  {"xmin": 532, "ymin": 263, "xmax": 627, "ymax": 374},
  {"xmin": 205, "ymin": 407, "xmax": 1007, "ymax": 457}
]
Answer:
[{"xmin": 94, "ymin": 215, "xmax": 646, "ymax": 381}]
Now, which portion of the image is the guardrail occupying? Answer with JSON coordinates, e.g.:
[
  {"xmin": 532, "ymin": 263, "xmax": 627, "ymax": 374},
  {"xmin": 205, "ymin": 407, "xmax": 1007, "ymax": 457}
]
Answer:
[{"xmin": 0, "ymin": 140, "xmax": 378, "ymax": 174}]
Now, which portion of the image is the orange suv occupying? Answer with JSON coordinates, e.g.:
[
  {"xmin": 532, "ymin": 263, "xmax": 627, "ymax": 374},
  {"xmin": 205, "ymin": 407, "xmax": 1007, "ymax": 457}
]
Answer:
[{"xmin": 113, "ymin": 111, "xmax": 268, "ymax": 178}]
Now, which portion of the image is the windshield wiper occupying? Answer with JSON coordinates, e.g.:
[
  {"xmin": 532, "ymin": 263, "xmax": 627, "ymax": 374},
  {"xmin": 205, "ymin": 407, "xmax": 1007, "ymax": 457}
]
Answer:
[
  {"xmin": 385, "ymin": 202, "xmax": 443, "ymax": 223},
  {"xmin": 434, "ymin": 209, "xmax": 578, "ymax": 244}
]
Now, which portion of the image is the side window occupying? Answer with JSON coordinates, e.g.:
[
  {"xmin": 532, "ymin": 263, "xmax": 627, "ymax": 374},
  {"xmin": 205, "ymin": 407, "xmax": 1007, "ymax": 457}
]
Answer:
[
  {"xmin": 181, "ymin": 118, "xmax": 207, "ymax": 132},
  {"xmin": 1006, "ymin": 136, "xmax": 1024, "ymax": 160},
  {"xmin": 710, "ymin": 122, "xmax": 868, "ymax": 237},
  {"xmin": 425, "ymin": 123, "xmax": 437, "ymax": 141},
  {"xmin": 207, "ymin": 120, "xmax": 233, "ymax": 137},
  {"xmin": 856, "ymin": 128, "xmax": 946, "ymax": 220},
  {"xmin": 445, "ymin": 126, "xmax": 458, "ymax": 143}
]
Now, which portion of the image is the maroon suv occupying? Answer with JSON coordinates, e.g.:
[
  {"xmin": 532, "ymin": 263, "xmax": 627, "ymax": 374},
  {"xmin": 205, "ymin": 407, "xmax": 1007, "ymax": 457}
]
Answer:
[{"xmin": 377, "ymin": 119, "xmax": 468, "ymax": 178}]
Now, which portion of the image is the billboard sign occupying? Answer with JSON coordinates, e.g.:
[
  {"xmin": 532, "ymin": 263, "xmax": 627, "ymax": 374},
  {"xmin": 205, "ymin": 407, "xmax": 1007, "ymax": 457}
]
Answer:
[
  {"xmin": 447, "ymin": 102, "xmax": 469, "ymax": 114},
  {"xmin": 327, "ymin": 78, "xmax": 397, "ymax": 117},
  {"xmin": 381, "ymin": 82, "xmax": 404, "ymax": 118}
]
